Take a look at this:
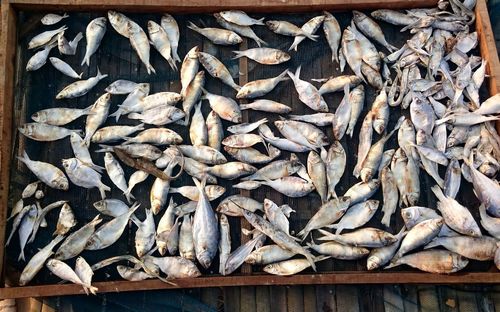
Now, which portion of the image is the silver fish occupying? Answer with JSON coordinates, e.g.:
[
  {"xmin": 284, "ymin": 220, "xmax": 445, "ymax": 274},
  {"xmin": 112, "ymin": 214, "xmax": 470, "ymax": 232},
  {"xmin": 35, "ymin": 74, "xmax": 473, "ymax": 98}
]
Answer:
[
  {"xmin": 56, "ymin": 68, "xmax": 108, "ymax": 99},
  {"xmin": 330, "ymin": 200, "xmax": 379, "ymax": 234},
  {"xmin": 81, "ymin": 17, "xmax": 106, "ymax": 66},
  {"xmin": 297, "ymin": 197, "xmax": 350, "ymax": 239}
]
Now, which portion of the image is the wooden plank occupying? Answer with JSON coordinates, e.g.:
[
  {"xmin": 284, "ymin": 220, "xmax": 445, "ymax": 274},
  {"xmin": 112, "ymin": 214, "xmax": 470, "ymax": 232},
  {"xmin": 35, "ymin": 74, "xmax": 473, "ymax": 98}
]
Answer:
[
  {"xmin": 303, "ymin": 286, "xmax": 316, "ymax": 312},
  {"xmin": 335, "ymin": 286, "xmax": 359, "ymax": 312},
  {"xmin": 476, "ymin": 0, "xmax": 500, "ymax": 95},
  {"xmin": 417, "ymin": 286, "xmax": 439, "ymax": 312},
  {"xmin": 383, "ymin": 285, "xmax": 404, "ymax": 312},
  {"xmin": 456, "ymin": 288, "xmax": 478, "ymax": 312},
  {"xmin": 255, "ymin": 286, "xmax": 271, "ymax": 312},
  {"xmin": 9, "ymin": 0, "xmax": 438, "ymax": 12},
  {"xmin": 315, "ymin": 285, "xmax": 336, "ymax": 312},
  {"xmin": 286, "ymin": 286, "xmax": 304, "ymax": 312},
  {"xmin": 0, "ymin": 1, "xmax": 16, "ymax": 285},
  {"xmin": 200, "ymin": 288, "xmax": 222, "ymax": 311},
  {"xmin": 401, "ymin": 285, "xmax": 419, "ymax": 312},
  {"xmin": 240, "ymin": 286, "xmax": 256, "ymax": 312},
  {"xmin": 269, "ymin": 286, "xmax": 287, "ymax": 312},
  {"xmin": 1, "ymin": 272, "xmax": 500, "ymax": 299},
  {"xmin": 224, "ymin": 287, "xmax": 240, "ymax": 312}
]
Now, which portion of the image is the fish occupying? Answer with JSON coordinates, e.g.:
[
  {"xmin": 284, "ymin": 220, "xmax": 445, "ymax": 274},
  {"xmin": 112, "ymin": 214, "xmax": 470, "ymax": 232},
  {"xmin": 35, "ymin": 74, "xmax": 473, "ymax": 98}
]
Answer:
[
  {"xmin": 189, "ymin": 102, "xmax": 208, "ymax": 146},
  {"xmin": 188, "ymin": 22, "xmax": 242, "ymax": 45},
  {"xmin": 354, "ymin": 112, "xmax": 374, "ymax": 177},
  {"xmin": 219, "ymin": 214, "xmax": 231, "ymax": 275},
  {"xmin": 344, "ymin": 179, "xmax": 380, "ymax": 205},
  {"xmin": 206, "ymin": 110, "xmax": 224, "ymax": 151},
  {"xmin": 54, "ymin": 215, "xmax": 102, "ymax": 260},
  {"xmin": 332, "ymin": 85, "xmax": 352, "ymax": 140},
  {"xmin": 17, "ymin": 205, "xmax": 37, "ymax": 261},
  {"xmin": 46, "ymin": 259, "xmax": 98, "ymax": 294},
  {"xmin": 323, "ymin": 11, "xmax": 341, "ymax": 62},
  {"xmin": 81, "ymin": 17, "xmax": 106, "ymax": 66},
  {"xmin": 258, "ymin": 176, "xmax": 315, "ymax": 197},
  {"xmin": 264, "ymin": 199, "xmax": 291, "ymax": 235},
  {"xmin": 317, "ymin": 227, "xmax": 398, "ymax": 248},
  {"xmin": 288, "ymin": 113, "xmax": 334, "ymax": 127},
  {"xmin": 75, "ymin": 257, "xmax": 95, "ymax": 295},
  {"xmin": 479, "ymin": 204, "xmax": 500, "ymax": 239},
  {"xmin": 161, "ymin": 14, "xmax": 181, "ymax": 63},
  {"xmin": 178, "ymin": 145, "xmax": 227, "ymax": 165},
  {"xmin": 104, "ymin": 152, "xmax": 132, "ymax": 203},
  {"xmin": 56, "ymin": 68, "xmax": 108, "ymax": 99},
  {"xmin": 236, "ymin": 70, "xmax": 288, "ymax": 99},
  {"xmin": 297, "ymin": 197, "xmax": 351, "ymax": 239},
  {"xmin": 105, "ymin": 80, "xmax": 140, "ymax": 95},
  {"xmin": 341, "ymin": 28, "xmax": 364, "ymax": 81},
  {"xmin": 243, "ymin": 210, "xmax": 317, "ymax": 271},
  {"xmin": 22, "ymin": 182, "xmax": 40, "ymax": 199},
  {"xmin": 444, "ymin": 158, "xmax": 461, "ymax": 198},
  {"xmin": 287, "ymin": 66, "xmax": 328, "ymax": 112},
  {"xmin": 54, "ymin": 203, "xmax": 77, "ymax": 236},
  {"xmin": 49, "ymin": 57, "xmax": 82, "ymax": 79},
  {"xmin": 18, "ymin": 122, "xmax": 82, "ymax": 142},
  {"xmin": 385, "ymin": 250, "xmax": 469, "ymax": 274},
  {"xmin": 353, "ymin": 11, "xmax": 396, "ymax": 52},
  {"xmin": 308, "ymin": 240, "xmax": 369, "ymax": 259},
  {"xmin": 240, "ymin": 100, "xmax": 291, "ymax": 114},
  {"xmin": 62, "ymin": 158, "xmax": 110, "ymax": 199},
  {"xmin": 169, "ymin": 185, "xmax": 226, "ymax": 201},
  {"xmin": 180, "ymin": 46, "xmax": 200, "ymax": 98},
  {"xmin": 227, "ymin": 118, "xmax": 268, "ymax": 134},
  {"xmin": 32, "ymin": 105, "xmax": 92, "ymax": 126},
  {"xmin": 316, "ymin": 75, "xmax": 362, "ymax": 95},
  {"xmin": 371, "ymin": 9, "xmax": 418, "ymax": 26},
  {"xmin": 156, "ymin": 199, "xmax": 178, "ymax": 255},
  {"xmin": 58, "ymin": 31, "xmax": 83, "ymax": 55},
  {"xmin": 131, "ymin": 209, "xmax": 156, "ymax": 257},
  {"xmin": 289, "ymin": 15, "xmax": 325, "ymax": 51},
  {"xmin": 274, "ymin": 119, "xmax": 329, "ymax": 151},
  {"xmin": 367, "ymin": 227, "xmax": 406, "ymax": 270},
  {"xmin": 86, "ymin": 204, "xmax": 139, "ymax": 250},
  {"xmin": 307, "ymin": 151, "xmax": 328, "ymax": 203},
  {"xmin": 182, "ymin": 71, "xmax": 205, "ymax": 125},
  {"xmin": 425, "ymin": 235, "xmax": 497, "ymax": 261},
  {"xmin": 263, "ymin": 256, "xmax": 329, "ymax": 276},
  {"xmin": 233, "ymin": 48, "xmax": 290, "ymax": 65},
  {"xmin": 216, "ymin": 195, "xmax": 263, "ymax": 217},
  {"xmin": 17, "ymin": 151, "xmax": 68, "ymax": 190},
  {"xmin": 93, "ymin": 199, "xmax": 129, "ymax": 217},
  {"xmin": 128, "ymin": 105, "xmax": 185, "ymax": 126},
  {"xmin": 82, "ymin": 93, "xmax": 111, "ymax": 146},
  {"xmin": 41, "ymin": 13, "xmax": 69, "ymax": 25},
  {"xmin": 192, "ymin": 178, "xmax": 219, "ymax": 269},
  {"xmin": 107, "ymin": 10, "xmax": 138, "ymax": 38},
  {"xmin": 394, "ymin": 218, "xmax": 443, "ymax": 259},
  {"xmin": 324, "ymin": 141, "xmax": 346, "ymax": 199},
  {"xmin": 128, "ymin": 22, "xmax": 155, "ymax": 74},
  {"xmin": 219, "ymin": 10, "xmax": 265, "ymax": 26},
  {"xmin": 431, "ymin": 185, "xmax": 482, "ymax": 237},
  {"xmin": 179, "ymin": 215, "xmax": 195, "ymax": 261},
  {"xmin": 28, "ymin": 25, "xmax": 67, "ymax": 49},
  {"xmin": 150, "ymin": 160, "xmax": 178, "ymax": 214},
  {"xmin": 464, "ymin": 154, "xmax": 500, "ymax": 217},
  {"xmin": 205, "ymin": 162, "xmax": 257, "ymax": 180},
  {"xmin": 222, "ymin": 133, "xmax": 266, "ymax": 149},
  {"xmin": 148, "ymin": 20, "xmax": 177, "ymax": 70},
  {"xmin": 144, "ymin": 256, "xmax": 201, "ymax": 278},
  {"xmin": 381, "ymin": 167, "xmax": 398, "ymax": 228},
  {"xmin": 202, "ymin": 89, "xmax": 242, "ymax": 123},
  {"xmin": 266, "ymin": 20, "xmax": 318, "ymax": 40},
  {"xmin": 109, "ymin": 84, "xmax": 150, "ymax": 121},
  {"xmin": 124, "ymin": 128, "xmax": 182, "ymax": 145},
  {"xmin": 19, "ymin": 235, "xmax": 65, "ymax": 286},
  {"xmin": 245, "ymin": 244, "xmax": 296, "ymax": 265},
  {"xmin": 214, "ymin": 13, "xmax": 266, "ymax": 47},
  {"xmin": 117, "ymin": 265, "xmax": 152, "ymax": 281},
  {"xmin": 330, "ymin": 200, "xmax": 379, "ymax": 235},
  {"xmin": 124, "ymin": 170, "xmax": 149, "ymax": 200},
  {"xmin": 371, "ymin": 87, "xmax": 389, "ymax": 134},
  {"xmin": 243, "ymin": 155, "xmax": 301, "ymax": 181},
  {"xmin": 26, "ymin": 42, "xmax": 57, "ymax": 71},
  {"xmin": 224, "ymin": 233, "xmax": 266, "ymax": 275}
]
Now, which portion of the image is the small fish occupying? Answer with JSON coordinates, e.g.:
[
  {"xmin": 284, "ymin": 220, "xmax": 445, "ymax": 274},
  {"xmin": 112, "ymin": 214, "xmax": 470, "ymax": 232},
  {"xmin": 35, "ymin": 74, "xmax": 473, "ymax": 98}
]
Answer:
[
  {"xmin": 219, "ymin": 10, "xmax": 265, "ymax": 26},
  {"xmin": 367, "ymin": 227, "xmax": 406, "ymax": 270},
  {"xmin": 169, "ymin": 185, "xmax": 226, "ymax": 201},
  {"xmin": 148, "ymin": 20, "xmax": 177, "ymax": 71},
  {"xmin": 216, "ymin": 195, "xmax": 263, "ymax": 217},
  {"xmin": 245, "ymin": 245, "xmax": 296, "ymax": 265},
  {"xmin": 54, "ymin": 215, "xmax": 102, "ymax": 260},
  {"xmin": 381, "ymin": 167, "xmax": 398, "ymax": 228},
  {"xmin": 394, "ymin": 218, "xmax": 443, "ymax": 259},
  {"xmin": 128, "ymin": 105, "xmax": 185, "ymax": 126},
  {"xmin": 150, "ymin": 161, "xmax": 178, "ymax": 214},
  {"xmin": 233, "ymin": 48, "xmax": 289, "ymax": 65},
  {"xmin": 124, "ymin": 128, "xmax": 181, "ymax": 145},
  {"xmin": 479, "ymin": 204, "xmax": 500, "ymax": 239},
  {"xmin": 266, "ymin": 20, "xmax": 318, "ymax": 40},
  {"xmin": 288, "ymin": 66, "xmax": 328, "ymax": 112},
  {"xmin": 132, "ymin": 209, "xmax": 156, "ymax": 257},
  {"xmin": 49, "ymin": 57, "xmax": 82, "ymax": 79},
  {"xmin": 161, "ymin": 14, "xmax": 181, "ymax": 63},
  {"xmin": 189, "ymin": 102, "xmax": 208, "ymax": 146},
  {"xmin": 56, "ymin": 68, "xmax": 108, "ymax": 99},
  {"xmin": 323, "ymin": 11, "xmax": 341, "ymax": 62},
  {"xmin": 93, "ymin": 199, "xmax": 129, "ymax": 217},
  {"xmin": 105, "ymin": 80, "xmax": 139, "ymax": 95},
  {"xmin": 54, "ymin": 203, "xmax": 77, "ymax": 236},
  {"xmin": 41, "ymin": 13, "xmax": 69, "ymax": 25},
  {"xmin": 107, "ymin": 10, "xmax": 138, "ymax": 38},
  {"xmin": 57, "ymin": 31, "xmax": 83, "ymax": 55},
  {"xmin": 182, "ymin": 71, "xmax": 205, "ymax": 124},
  {"xmin": 18, "ymin": 151, "xmax": 68, "ymax": 190},
  {"xmin": 219, "ymin": 214, "xmax": 231, "ymax": 275},
  {"xmin": 307, "ymin": 151, "xmax": 328, "ymax": 203},
  {"xmin": 227, "ymin": 118, "xmax": 268, "ymax": 134},
  {"xmin": 18, "ymin": 122, "xmax": 81, "ymax": 141},
  {"xmin": 46, "ymin": 259, "xmax": 98, "ymax": 294},
  {"xmin": 214, "ymin": 13, "xmax": 266, "ymax": 47},
  {"xmin": 308, "ymin": 240, "xmax": 369, "ymax": 260},
  {"xmin": 81, "ymin": 17, "xmax": 106, "ymax": 66},
  {"xmin": 62, "ymin": 158, "xmax": 110, "ymax": 199},
  {"xmin": 31, "ymin": 105, "xmax": 92, "ymax": 126},
  {"xmin": 19, "ymin": 235, "xmax": 65, "ymax": 286},
  {"xmin": 180, "ymin": 46, "xmax": 200, "ymax": 98},
  {"xmin": 263, "ymin": 256, "xmax": 329, "ymax": 276},
  {"xmin": 26, "ymin": 42, "xmax": 57, "ymax": 71},
  {"xmin": 179, "ymin": 215, "xmax": 195, "ymax": 261},
  {"xmin": 353, "ymin": 11, "xmax": 396, "ymax": 52},
  {"xmin": 22, "ymin": 182, "xmax": 40, "ymax": 199},
  {"xmin": 188, "ymin": 22, "xmax": 242, "ymax": 45},
  {"xmin": 104, "ymin": 152, "xmax": 133, "ymax": 203},
  {"xmin": 202, "ymin": 89, "xmax": 242, "ymax": 123},
  {"xmin": 205, "ymin": 162, "xmax": 257, "ymax": 180},
  {"xmin": 298, "ymin": 197, "xmax": 351, "ymax": 239},
  {"xmin": 325, "ymin": 141, "xmax": 346, "ymax": 199},
  {"xmin": 288, "ymin": 113, "xmax": 334, "ymax": 127},
  {"xmin": 17, "ymin": 205, "xmax": 37, "ymax": 261},
  {"xmin": 206, "ymin": 110, "xmax": 224, "ymax": 151},
  {"xmin": 289, "ymin": 15, "xmax": 325, "ymax": 51},
  {"xmin": 425, "ymin": 236, "xmax": 497, "ymax": 261},
  {"xmin": 178, "ymin": 145, "xmax": 227, "ymax": 165},
  {"xmin": 344, "ymin": 180, "xmax": 380, "ymax": 206},
  {"xmin": 318, "ymin": 227, "xmax": 398, "ymax": 248},
  {"xmin": 330, "ymin": 200, "xmax": 379, "ymax": 235},
  {"xmin": 75, "ymin": 257, "xmax": 95, "ymax": 295},
  {"xmin": 28, "ymin": 25, "xmax": 67, "ymax": 49},
  {"xmin": 128, "ymin": 22, "xmax": 155, "ymax": 74},
  {"xmin": 385, "ymin": 250, "xmax": 468, "ymax": 274},
  {"xmin": 237, "ymin": 70, "xmax": 288, "ymax": 99},
  {"xmin": 240, "ymin": 100, "xmax": 291, "ymax": 114}
]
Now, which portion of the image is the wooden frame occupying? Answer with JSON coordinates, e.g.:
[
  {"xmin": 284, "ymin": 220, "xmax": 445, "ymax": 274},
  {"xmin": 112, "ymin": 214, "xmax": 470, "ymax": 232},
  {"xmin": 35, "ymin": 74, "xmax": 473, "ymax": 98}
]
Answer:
[{"xmin": 0, "ymin": 0, "xmax": 499, "ymax": 300}]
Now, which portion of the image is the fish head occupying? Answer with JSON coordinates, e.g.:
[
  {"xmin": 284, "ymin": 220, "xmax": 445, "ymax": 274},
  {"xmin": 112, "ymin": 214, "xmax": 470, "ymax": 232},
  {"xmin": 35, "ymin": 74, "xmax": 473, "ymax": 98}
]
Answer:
[
  {"xmin": 265, "ymin": 21, "xmax": 279, "ymax": 31},
  {"xmin": 405, "ymin": 192, "xmax": 419, "ymax": 206},
  {"xmin": 137, "ymin": 83, "xmax": 151, "ymax": 94},
  {"xmin": 30, "ymin": 111, "xmax": 44, "ymax": 123},
  {"xmin": 352, "ymin": 10, "xmax": 366, "ymax": 22},
  {"xmin": 188, "ymin": 46, "xmax": 200, "ymax": 58},
  {"xmin": 273, "ymin": 120, "xmax": 285, "ymax": 131},
  {"xmin": 276, "ymin": 51, "xmax": 291, "ymax": 63},
  {"xmin": 338, "ymin": 196, "xmax": 352, "ymax": 209},
  {"xmin": 360, "ymin": 168, "xmax": 374, "ymax": 183},
  {"xmin": 46, "ymin": 259, "xmax": 58, "ymax": 269},
  {"xmin": 229, "ymin": 33, "xmax": 243, "ymax": 44},
  {"xmin": 127, "ymin": 21, "xmax": 140, "ymax": 34},
  {"xmin": 147, "ymin": 20, "xmax": 162, "ymax": 34},
  {"xmin": 151, "ymin": 200, "xmax": 162, "ymax": 215},
  {"xmin": 213, "ymin": 13, "xmax": 224, "ymax": 23},
  {"xmin": 197, "ymin": 252, "xmax": 212, "ymax": 269},
  {"xmin": 367, "ymin": 200, "xmax": 380, "ymax": 211},
  {"xmin": 366, "ymin": 256, "xmax": 380, "ymax": 271},
  {"xmin": 263, "ymin": 199, "xmax": 278, "ymax": 213},
  {"xmin": 62, "ymin": 158, "xmax": 78, "ymax": 171},
  {"xmin": 263, "ymin": 263, "xmax": 280, "ymax": 274},
  {"xmin": 466, "ymin": 222, "xmax": 482, "ymax": 237},
  {"xmin": 104, "ymin": 152, "xmax": 114, "ymax": 162},
  {"xmin": 162, "ymin": 14, "xmax": 176, "ymax": 24},
  {"xmin": 452, "ymin": 254, "xmax": 469, "ymax": 271},
  {"xmin": 236, "ymin": 87, "xmax": 250, "ymax": 99},
  {"xmin": 94, "ymin": 17, "xmax": 108, "ymax": 28}
]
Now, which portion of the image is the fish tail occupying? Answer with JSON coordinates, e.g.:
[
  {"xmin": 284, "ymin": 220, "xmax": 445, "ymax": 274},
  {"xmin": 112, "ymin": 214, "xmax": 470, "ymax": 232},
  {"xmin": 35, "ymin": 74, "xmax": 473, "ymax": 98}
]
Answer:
[
  {"xmin": 81, "ymin": 54, "xmax": 89, "ymax": 67},
  {"xmin": 334, "ymin": 226, "xmax": 343, "ymax": 235},
  {"xmin": 277, "ymin": 69, "xmax": 290, "ymax": 82},
  {"xmin": 72, "ymin": 129, "xmax": 84, "ymax": 137},
  {"xmin": 147, "ymin": 64, "xmax": 156, "ymax": 75},
  {"xmin": 305, "ymin": 252, "xmax": 317, "ymax": 271},
  {"xmin": 172, "ymin": 50, "xmax": 181, "ymax": 63},
  {"xmin": 231, "ymin": 82, "xmax": 241, "ymax": 91},
  {"xmin": 383, "ymin": 260, "xmax": 401, "ymax": 270},
  {"xmin": 423, "ymin": 237, "xmax": 441, "ymax": 250},
  {"xmin": 430, "ymin": 185, "xmax": 445, "ymax": 200},
  {"xmin": 297, "ymin": 228, "xmax": 309, "ymax": 241},
  {"xmin": 187, "ymin": 21, "xmax": 200, "ymax": 32},
  {"xmin": 88, "ymin": 285, "xmax": 98, "ymax": 295},
  {"xmin": 17, "ymin": 150, "xmax": 29, "ymax": 164},
  {"xmin": 305, "ymin": 32, "xmax": 319, "ymax": 41},
  {"xmin": 109, "ymin": 108, "xmax": 123, "ymax": 122},
  {"xmin": 256, "ymin": 17, "xmax": 266, "ymax": 25},
  {"xmin": 167, "ymin": 58, "xmax": 178, "ymax": 71},
  {"xmin": 231, "ymin": 50, "xmax": 245, "ymax": 60},
  {"xmin": 124, "ymin": 191, "xmax": 135, "ymax": 204},
  {"xmin": 62, "ymin": 13, "xmax": 69, "ymax": 18},
  {"xmin": 96, "ymin": 67, "xmax": 107, "ymax": 80},
  {"xmin": 381, "ymin": 213, "xmax": 391, "ymax": 228},
  {"xmin": 90, "ymin": 163, "xmax": 105, "ymax": 173},
  {"xmin": 98, "ymin": 182, "xmax": 111, "ymax": 200},
  {"xmin": 253, "ymin": 36, "xmax": 267, "ymax": 47},
  {"xmin": 18, "ymin": 250, "xmax": 25, "ymax": 262}
]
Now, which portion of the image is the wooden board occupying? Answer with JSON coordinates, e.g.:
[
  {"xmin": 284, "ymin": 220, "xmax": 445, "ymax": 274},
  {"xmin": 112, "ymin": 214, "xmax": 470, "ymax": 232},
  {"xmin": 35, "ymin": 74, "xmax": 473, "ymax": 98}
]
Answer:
[{"xmin": 1, "ymin": 0, "xmax": 500, "ymax": 300}]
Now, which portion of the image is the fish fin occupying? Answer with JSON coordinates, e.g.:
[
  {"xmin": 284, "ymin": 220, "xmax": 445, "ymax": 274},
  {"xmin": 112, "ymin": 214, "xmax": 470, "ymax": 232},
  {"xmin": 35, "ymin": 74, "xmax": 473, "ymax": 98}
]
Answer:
[
  {"xmin": 253, "ymin": 36, "xmax": 267, "ymax": 47},
  {"xmin": 187, "ymin": 21, "xmax": 200, "ymax": 32},
  {"xmin": 18, "ymin": 250, "xmax": 25, "ymax": 262},
  {"xmin": 172, "ymin": 50, "xmax": 181, "ymax": 63},
  {"xmin": 256, "ymin": 17, "xmax": 266, "ymax": 25},
  {"xmin": 78, "ymin": 72, "xmax": 83, "ymax": 79},
  {"xmin": 231, "ymin": 50, "xmax": 245, "ymax": 60},
  {"xmin": 430, "ymin": 184, "xmax": 445, "ymax": 200},
  {"xmin": 72, "ymin": 32, "xmax": 83, "ymax": 44},
  {"xmin": 98, "ymin": 182, "xmax": 111, "ymax": 200},
  {"xmin": 383, "ymin": 260, "xmax": 401, "ymax": 270},
  {"xmin": 128, "ymin": 113, "xmax": 142, "ymax": 120},
  {"xmin": 81, "ymin": 55, "xmax": 88, "ymax": 67},
  {"xmin": 109, "ymin": 108, "xmax": 123, "ymax": 121},
  {"xmin": 304, "ymin": 32, "xmax": 319, "ymax": 41},
  {"xmin": 305, "ymin": 253, "xmax": 317, "ymax": 271},
  {"xmin": 147, "ymin": 64, "xmax": 156, "ymax": 75},
  {"xmin": 96, "ymin": 67, "xmax": 107, "ymax": 80},
  {"xmin": 276, "ymin": 69, "xmax": 290, "ymax": 82}
]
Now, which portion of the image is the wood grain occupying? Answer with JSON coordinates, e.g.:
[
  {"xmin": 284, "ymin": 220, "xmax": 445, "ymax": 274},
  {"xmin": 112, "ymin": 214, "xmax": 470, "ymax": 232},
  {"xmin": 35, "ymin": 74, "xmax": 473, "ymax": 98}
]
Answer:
[
  {"xmin": 9, "ymin": 0, "xmax": 438, "ymax": 13},
  {"xmin": 0, "ymin": 1, "xmax": 17, "ymax": 285}
]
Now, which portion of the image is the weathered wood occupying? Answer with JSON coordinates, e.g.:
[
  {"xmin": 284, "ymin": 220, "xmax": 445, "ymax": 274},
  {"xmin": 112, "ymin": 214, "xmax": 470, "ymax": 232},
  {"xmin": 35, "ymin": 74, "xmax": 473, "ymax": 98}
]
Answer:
[
  {"xmin": 240, "ymin": 286, "xmax": 256, "ymax": 312},
  {"xmin": 269, "ymin": 286, "xmax": 287, "ymax": 312},
  {"xmin": 224, "ymin": 287, "xmax": 241, "ymax": 312},
  {"xmin": 417, "ymin": 286, "xmax": 440, "ymax": 312},
  {"xmin": 0, "ymin": 1, "xmax": 17, "ymax": 285},
  {"xmin": 302, "ymin": 286, "xmax": 316, "ymax": 312},
  {"xmin": 287, "ymin": 286, "xmax": 304, "ymax": 312},
  {"xmin": 383, "ymin": 285, "xmax": 404, "ymax": 312},
  {"xmin": 255, "ymin": 286, "xmax": 271, "ymax": 312},
  {"xmin": 475, "ymin": 0, "xmax": 500, "ymax": 96},
  {"xmin": 9, "ymin": 0, "xmax": 438, "ymax": 13},
  {"xmin": 457, "ymin": 288, "xmax": 478, "ymax": 312}
]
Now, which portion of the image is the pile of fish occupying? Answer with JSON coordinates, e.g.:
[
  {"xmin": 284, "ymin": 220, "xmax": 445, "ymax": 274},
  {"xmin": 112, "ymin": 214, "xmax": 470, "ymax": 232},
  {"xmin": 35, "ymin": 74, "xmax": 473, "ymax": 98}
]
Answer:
[{"xmin": 11, "ymin": 0, "xmax": 500, "ymax": 293}]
